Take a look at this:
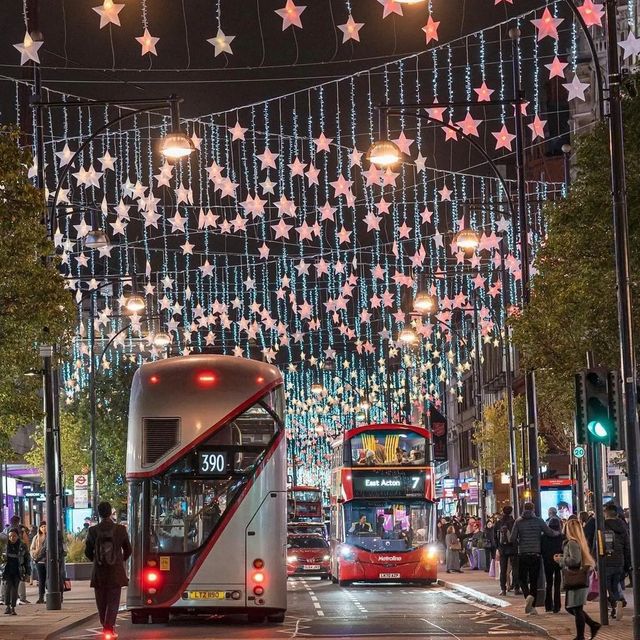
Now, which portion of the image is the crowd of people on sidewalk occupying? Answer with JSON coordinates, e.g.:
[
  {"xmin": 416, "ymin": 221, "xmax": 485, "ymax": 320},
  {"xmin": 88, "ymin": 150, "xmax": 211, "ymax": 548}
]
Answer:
[
  {"xmin": 438, "ymin": 501, "xmax": 632, "ymax": 640},
  {"xmin": 0, "ymin": 514, "xmax": 70, "ymax": 615}
]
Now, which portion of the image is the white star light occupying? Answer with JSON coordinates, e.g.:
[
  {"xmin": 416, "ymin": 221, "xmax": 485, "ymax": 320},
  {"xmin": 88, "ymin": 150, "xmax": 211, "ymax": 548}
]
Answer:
[
  {"xmin": 136, "ymin": 28, "xmax": 159, "ymax": 56},
  {"xmin": 619, "ymin": 32, "xmax": 640, "ymax": 60},
  {"xmin": 563, "ymin": 74, "xmax": 590, "ymax": 101},
  {"xmin": 93, "ymin": 1, "xmax": 125, "ymax": 29},
  {"xmin": 14, "ymin": 32, "xmax": 43, "ymax": 65},
  {"xmin": 338, "ymin": 15, "xmax": 364, "ymax": 43},
  {"xmin": 207, "ymin": 29, "xmax": 235, "ymax": 57}
]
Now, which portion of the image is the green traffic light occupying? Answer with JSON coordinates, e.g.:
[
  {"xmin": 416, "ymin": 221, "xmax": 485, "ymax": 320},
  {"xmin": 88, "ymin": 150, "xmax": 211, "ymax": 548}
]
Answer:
[{"xmin": 587, "ymin": 419, "xmax": 610, "ymax": 441}]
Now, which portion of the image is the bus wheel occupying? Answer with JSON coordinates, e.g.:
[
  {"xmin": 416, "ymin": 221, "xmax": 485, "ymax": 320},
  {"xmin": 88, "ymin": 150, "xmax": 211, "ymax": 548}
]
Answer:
[
  {"xmin": 338, "ymin": 579, "xmax": 351, "ymax": 587},
  {"xmin": 330, "ymin": 574, "xmax": 338, "ymax": 584},
  {"xmin": 267, "ymin": 612, "xmax": 286, "ymax": 623},
  {"xmin": 248, "ymin": 612, "xmax": 266, "ymax": 624},
  {"xmin": 131, "ymin": 612, "xmax": 148, "ymax": 624}
]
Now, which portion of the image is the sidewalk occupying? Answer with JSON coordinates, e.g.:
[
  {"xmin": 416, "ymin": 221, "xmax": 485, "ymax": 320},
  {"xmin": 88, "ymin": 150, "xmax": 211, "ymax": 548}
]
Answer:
[
  {"xmin": 0, "ymin": 582, "xmax": 99, "ymax": 640},
  {"xmin": 439, "ymin": 567, "xmax": 634, "ymax": 640}
]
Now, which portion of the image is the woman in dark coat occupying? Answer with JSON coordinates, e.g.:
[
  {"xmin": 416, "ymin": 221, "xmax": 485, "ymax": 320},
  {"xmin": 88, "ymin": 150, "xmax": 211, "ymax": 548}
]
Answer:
[{"xmin": 2, "ymin": 528, "xmax": 30, "ymax": 615}]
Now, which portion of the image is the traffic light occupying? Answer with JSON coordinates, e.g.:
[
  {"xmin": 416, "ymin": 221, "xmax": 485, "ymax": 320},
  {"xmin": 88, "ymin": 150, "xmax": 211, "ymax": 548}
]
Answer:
[
  {"xmin": 575, "ymin": 371, "xmax": 587, "ymax": 445},
  {"xmin": 607, "ymin": 370, "xmax": 623, "ymax": 450},
  {"xmin": 584, "ymin": 367, "xmax": 613, "ymax": 443}
]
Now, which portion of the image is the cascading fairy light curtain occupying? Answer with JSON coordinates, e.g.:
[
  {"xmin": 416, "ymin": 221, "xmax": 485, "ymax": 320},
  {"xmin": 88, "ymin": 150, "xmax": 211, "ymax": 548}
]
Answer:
[{"xmin": 18, "ymin": 1, "xmax": 591, "ymax": 490}]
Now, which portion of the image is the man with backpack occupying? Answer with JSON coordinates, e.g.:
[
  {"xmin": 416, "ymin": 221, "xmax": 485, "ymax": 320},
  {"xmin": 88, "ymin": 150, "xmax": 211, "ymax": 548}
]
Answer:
[
  {"xmin": 85, "ymin": 501, "xmax": 132, "ymax": 638},
  {"xmin": 603, "ymin": 503, "xmax": 631, "ymax": 620}
]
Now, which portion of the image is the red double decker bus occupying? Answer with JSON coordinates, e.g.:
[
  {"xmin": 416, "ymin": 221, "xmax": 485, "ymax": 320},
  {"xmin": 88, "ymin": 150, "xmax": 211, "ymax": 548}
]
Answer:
[
  {"xmin": 329, "ymin": 423, "xmax": 437, "ymax": 586},
  {"xmin": 287, "ymin": 485, "xmax": 323, "ymax": 522}
]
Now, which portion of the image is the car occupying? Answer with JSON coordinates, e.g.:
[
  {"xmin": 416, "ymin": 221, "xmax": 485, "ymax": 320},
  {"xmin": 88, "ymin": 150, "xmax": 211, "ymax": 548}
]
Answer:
[{"xmin": 286, "ymin": 534, "xmax": 331, "ymax": 579}]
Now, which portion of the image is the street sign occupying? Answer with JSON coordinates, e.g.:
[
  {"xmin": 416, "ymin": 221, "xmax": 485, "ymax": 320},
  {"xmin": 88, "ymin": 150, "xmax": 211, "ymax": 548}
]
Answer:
[
  {"xmin": 573, "ymin": 446, "xmax": 585, "ymax": 459},
  {"xmin": 74, "ymin": 474, "xmax": 89, "ymax": 509}
]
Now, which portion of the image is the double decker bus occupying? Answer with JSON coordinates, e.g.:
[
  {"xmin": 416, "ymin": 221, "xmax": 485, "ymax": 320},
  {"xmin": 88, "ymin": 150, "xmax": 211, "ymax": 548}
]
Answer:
[
  {"xmin": 126, "ymin": 354, "xmax": 287, "ymax": 624},
  {"xmin": 287, "ymin": 485, "xmax": 323, "ymax": 522},
  {"xmin": 329, "ymin": 423, "xmax": 437, "ymax": 586}
]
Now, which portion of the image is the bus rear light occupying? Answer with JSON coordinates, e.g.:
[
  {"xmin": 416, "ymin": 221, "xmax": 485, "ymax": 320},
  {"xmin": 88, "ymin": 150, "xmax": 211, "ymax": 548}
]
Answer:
[
  {"xmin": 253, "ymin": 571, "xmax": 265, "ymax": 583},
  {"xmin": 256, "ymin": 376, "xmax": 265, "ymax": 383},
  {"xmin": 149, "ymin": 375, "xmax": 160, "ymax": 384},
  {"xmin": 148, "ymin": 588, "xmax": 157, "ymax": 595},
  {"xmin": 144, "ymin": 569, "xmax": 160, "ymax": 586},
  {"xmin": 231, "ymin": 590, "xmax": 241, "ymax": 600},
  {"xmin": 146, "ymin": 598, "xmax": 153, "ymax": 605},
  {"xmin": 253, "ymin": 558, "xmax": 265, "ymax": 569},
  {"xmin": 253, "ymin": 586, "xmax": 264, "ymax": 596},
  {"xmin": 196, "ymin": 371, "xmax": 217, "ymax": 386}
]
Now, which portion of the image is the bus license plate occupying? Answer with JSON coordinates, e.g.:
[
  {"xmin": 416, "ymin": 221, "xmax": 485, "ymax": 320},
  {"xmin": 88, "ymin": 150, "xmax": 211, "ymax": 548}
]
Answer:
[
  {"xmin": 304, "ymin": 565, "xmax": 321, "ymax": 570},
  {"xmin": 187, "ymin": 590, "xmax": 226, "ymax": 600},
  {"xmin": 379, "ymin": 573, "xmax": 401, "ymax": 579}
]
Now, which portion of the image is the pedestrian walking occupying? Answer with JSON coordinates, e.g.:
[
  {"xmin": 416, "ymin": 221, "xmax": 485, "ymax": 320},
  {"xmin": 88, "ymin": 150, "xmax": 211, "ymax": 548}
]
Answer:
[
  {"xmin": 2, "ymin": 528, "xmax": 30, "ymax": 615},
  {"xmin": 603, "ymin": 503, "xmax": 631, "ymax": 620},
  {"xmin": 510, "ymin": 501, "xmax": 560, "ymax": 615},
  {"xmin": 541, "ymin": 516, "xmax": 563, "ymax": 613},
  {"xmin": 30, "ymin": 522, "xmax": 47, "ymax": 604},
  {"xmin": 5, "ymin": 516, "xmax": 31, "ymax": 604},
  {"xmin": 445, "ymin": 526, "xmax": 463, "ymax": 573},
  {"xmin": 85, "ymin": 501, "xmax": 132, "ymax": 639},
  {"xmin": 496, "ymin": 505, "xmax": 516, "ymax": 596},
  {"xmin": 555, "ymin": 519, "xmax": 601, "ymax": 640}
]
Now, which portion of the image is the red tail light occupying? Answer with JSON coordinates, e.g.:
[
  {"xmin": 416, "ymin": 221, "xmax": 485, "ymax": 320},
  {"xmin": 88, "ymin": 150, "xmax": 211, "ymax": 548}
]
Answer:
[
  {"xmin": 196, "ymin": 371, "xmax": 217, "ymax": 387},
  {"xmin": 253, "ymin": 585, "xmax": 264, "ymax": 596},
  {"xmin": 144, "ymin": 569, "xmax": 160, "ymax": 586},
  {"xmin": 149, "ymin": 375, "xmax": 160, "ymax": 384},
  {"xmin": 253, "ymin": 571, "xmax": 265, "ymax": 583},
  {"xmin": 253, "ymin": 558, "xmax": 265, "ymax": 569}
]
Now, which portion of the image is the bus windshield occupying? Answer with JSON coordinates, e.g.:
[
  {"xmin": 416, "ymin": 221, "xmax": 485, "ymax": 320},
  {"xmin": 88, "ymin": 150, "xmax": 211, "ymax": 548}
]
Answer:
[
  {"xmin": 350, "ymin": 430, "xmax": 426, "ymax": 466},
  {"xmin": 148, "ymin": 401, "xmax": 278, "ymax": 554},
  {"xmin": 291, "ymin": 489, "xmax": 321, "ymax": 502},
  {"xmin": 343, "ymin": 500, "xmax": 431, "ymax": 552}
]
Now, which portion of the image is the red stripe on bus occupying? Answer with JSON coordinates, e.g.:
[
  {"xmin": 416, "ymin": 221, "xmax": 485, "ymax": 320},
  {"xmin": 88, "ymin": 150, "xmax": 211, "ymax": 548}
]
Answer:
[
  {"xmin": 152, "ymin": 429, "xmax": 285, "ymax": 608},
  {"xmin": 126, "ymin": 379, "xmax": 282, "ymax": 479}
]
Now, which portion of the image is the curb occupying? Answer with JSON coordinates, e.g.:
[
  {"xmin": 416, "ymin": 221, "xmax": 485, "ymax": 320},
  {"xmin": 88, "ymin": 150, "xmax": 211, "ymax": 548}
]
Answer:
[
  {"xmin": 44, "ymin": 610, "xmax": 99, "ymax": 640},
  {"xmin": 437, "ymin": 579, "xmax": 552, "ymax": 638}
]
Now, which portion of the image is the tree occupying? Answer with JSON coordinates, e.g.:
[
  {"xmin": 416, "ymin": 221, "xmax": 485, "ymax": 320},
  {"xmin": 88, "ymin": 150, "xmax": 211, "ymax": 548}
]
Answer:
[
  {"xmin": 0, "ymin": 126, "xmax": 75, "ymax": 456},
  {"xmin": 511, "ymin": 87, "xmax": 640, "ymax": 447},
  {"xmin": 26, "ymin": 363, "xmax": 137, "ymax": 511}
]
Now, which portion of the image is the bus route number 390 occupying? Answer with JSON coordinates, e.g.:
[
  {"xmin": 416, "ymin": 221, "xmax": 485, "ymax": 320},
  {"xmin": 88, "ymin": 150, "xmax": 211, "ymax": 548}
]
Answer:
[{"xmin": 198, "ymin": 451, "xmax": 228, "ymax": 475}]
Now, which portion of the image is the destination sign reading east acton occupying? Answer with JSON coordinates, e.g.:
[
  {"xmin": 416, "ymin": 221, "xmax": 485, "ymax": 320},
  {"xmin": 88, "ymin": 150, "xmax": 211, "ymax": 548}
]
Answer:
[{"xmin": 352, "ymin": 472, "xmax": 425, "ymax": 497}]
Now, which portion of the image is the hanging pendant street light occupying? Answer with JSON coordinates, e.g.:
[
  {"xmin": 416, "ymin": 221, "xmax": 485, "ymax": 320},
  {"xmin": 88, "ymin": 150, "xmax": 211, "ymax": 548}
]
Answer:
[
  {"xmin": 311, "ymin": 382, "xmax": 324, "ymax": 395},
  {"xmin": 399, "ymin": 326, "xmax": 419, "ymax": 345},
  {"xmin": 152, "ymin": 331, "xmax": 171, "ymax": 348},
  {"xmin": 367, "ymin": 139, "xmax": 402, "ymax": 167},
  {"xmin": 455, "ymin": 228, "xmax": 480, "ymax": 253},
  {"xmin": 413, "ymin": 291, "xmax": 438, "ymax": 315},
  {"xmin": 84, "ymin": 228, "xmax": 109, "ymax": 250},
  {"xmin": 161, "ymin": 95, "xmax": 195, "ymax": 160}
]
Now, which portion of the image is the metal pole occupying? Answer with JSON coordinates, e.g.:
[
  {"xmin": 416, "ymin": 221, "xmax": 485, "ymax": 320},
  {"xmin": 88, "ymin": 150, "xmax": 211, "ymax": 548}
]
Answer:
[
  {"xmin": 604, "ymin": 2, "xmax": 640, "ymax": 635},
  {"xmin": 500, "ymin": 239, "xmax": 519, "ymax": 519},
  {"xmin": 510, "ymin": 28, "xmax": 541, "ymax": 515},
  {"xmin": 89, "ymin": 294, "xmax": 98, "ymax": 519},
  {"xmin": 33, "ymin": 52, "xmax": 62, "ymax": 609},
  {"xmin": 473, "ymin": 296, "xmax": 486, "ymax": 527},
  {"xmin": 590, "ymin": 442, "xmax": 609, "ymax": 625},
  {"xmin": 576, "ymin": 455, "xmax": 585, "ymax": 513}
]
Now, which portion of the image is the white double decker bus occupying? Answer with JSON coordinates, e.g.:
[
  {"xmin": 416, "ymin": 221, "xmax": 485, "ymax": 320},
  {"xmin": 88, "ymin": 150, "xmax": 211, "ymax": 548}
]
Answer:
[{"xmin": 126, "ymin": 354, "xmax": 287, "ymax": 624}]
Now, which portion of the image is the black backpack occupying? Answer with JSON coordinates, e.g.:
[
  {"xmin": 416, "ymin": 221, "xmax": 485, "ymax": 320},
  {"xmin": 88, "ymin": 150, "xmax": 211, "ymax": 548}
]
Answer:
[{"xmin": 95, "ymin": 527, "xmax": 117, "ymax": 567}]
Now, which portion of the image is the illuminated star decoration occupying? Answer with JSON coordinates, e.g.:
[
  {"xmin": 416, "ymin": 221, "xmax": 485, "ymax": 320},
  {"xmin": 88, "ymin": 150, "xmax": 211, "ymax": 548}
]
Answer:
[
  {"xmin": 563, "ymin": 74, "xmax": 590, "ymax": 101},
  {"xmin": 492, "ymin": 125, "xmax": 516, "ymax": 151},
  {"xmin": 531, "ymin": 8, "xmax": 564, "ymax": 41},
  {"xmin": 422, "ymin": 16, "xmax": 440, "ymax": 44},
  {"xmin": 13, "ymin": 32, "xmax": 43, "ymax": 65},
  {"xmin": 92, "ymin": 1, "xmax": 125, "ymax": 29},
  {"xmin": 275, "ymin": 1, "xmax": 306, "ymax": 30},
  {"xmin": 528, "ymin": 115, "xmax": 547, "ymax": 140},
  {"xmin": 207, "ymin": 29, "xmax": 235, "ymax": 56},
  {"xmin": 228, "ymin": 121, "xmax": 248, "ymax": 141},
  {"xmin": 545, "ymin": 56, "xmax": 568, "ymax": 80},
  {"xmin": 136, "ymin": 28, "xmax": 159, "ymax": 56},
  {"xmin": 338, "ymin": 15, "xmax": 364, "ymax": 43},
  {"xmin": 619, "ymin": 32, "xmax": 640, "ymax": 60},
  {"xmin": 474, "ymin": 82, "xmax": 494, "ymax": 102},
  {"xmin": 378, "ymin": 0, "xmax": 403, "ymax": 19},
  {"xmin": 577, "ymin": 0, "xmax": 604, "ymax": 27}
]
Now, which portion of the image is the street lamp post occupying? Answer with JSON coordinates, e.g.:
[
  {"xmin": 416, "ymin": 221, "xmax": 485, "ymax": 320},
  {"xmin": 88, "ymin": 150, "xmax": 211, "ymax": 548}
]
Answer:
[{"xmin": 31, "ymin": 85, "xmax": 193, "ymax": 609}]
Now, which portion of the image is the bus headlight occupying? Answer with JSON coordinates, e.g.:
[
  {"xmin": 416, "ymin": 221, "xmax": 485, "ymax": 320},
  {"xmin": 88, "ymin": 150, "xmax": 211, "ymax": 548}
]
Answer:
[
  {"xmin": 287, "ymin": 555, "xmax": 298, "ymax": 563},
  {"xmin": 424, "ymin": 545, "xmax": 439, "ymax": 561},
  {"xmin": 339, "ymin": 545, "xmax": 355, "ymax": 560}
]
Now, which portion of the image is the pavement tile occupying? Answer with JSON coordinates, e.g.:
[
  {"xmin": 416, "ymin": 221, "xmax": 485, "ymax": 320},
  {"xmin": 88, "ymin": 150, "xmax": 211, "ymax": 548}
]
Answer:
[{"xmin": 439, "ymin": 566, "xmax": 634, "ymax": 640}]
